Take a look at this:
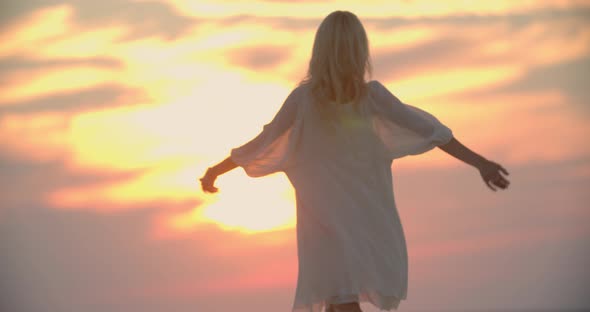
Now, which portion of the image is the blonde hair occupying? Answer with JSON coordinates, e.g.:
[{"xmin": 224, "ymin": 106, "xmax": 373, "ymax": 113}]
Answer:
[{"xmin": 300, "ymin": 10, "xmax": 373, "ymax": 123}]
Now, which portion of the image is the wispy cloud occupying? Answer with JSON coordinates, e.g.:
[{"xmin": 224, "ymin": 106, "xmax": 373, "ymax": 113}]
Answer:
[
  {"xmin": 0, "ymin": 84, "xmax": 145, "ymax": 115},
  {"xmin": 228, "ymin": 44, "xmax": 293, "ymax": 71},
  {"xmin": 0, "ymin": 0, "xmax": 195, "ymax": 39}
]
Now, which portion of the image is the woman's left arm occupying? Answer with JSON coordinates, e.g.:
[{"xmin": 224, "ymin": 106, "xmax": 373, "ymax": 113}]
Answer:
[{"xmin": 198, "ymin": 156, "xmax": 238, "ymax": 193}]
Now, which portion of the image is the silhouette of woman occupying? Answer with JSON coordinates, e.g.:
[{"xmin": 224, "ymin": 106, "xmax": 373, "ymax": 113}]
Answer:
[{"xmin": 199, "ymin": 10, "xmax": 510, "ymax": 312}]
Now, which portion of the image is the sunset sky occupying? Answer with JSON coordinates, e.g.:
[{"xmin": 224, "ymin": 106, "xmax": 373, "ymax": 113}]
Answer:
[{"xmin": 1, "ymin": 1, "xmax": 589, "ymax": 311}]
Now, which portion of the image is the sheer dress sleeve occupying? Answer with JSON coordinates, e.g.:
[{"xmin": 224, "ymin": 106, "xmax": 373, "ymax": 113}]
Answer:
[
  {"xmin": 369, "ymin": 81, "xmax": 454, "ymax": 160},
  {"xmin": 230, "ymin": 86, "xmax": 303, "ymax": 177}
]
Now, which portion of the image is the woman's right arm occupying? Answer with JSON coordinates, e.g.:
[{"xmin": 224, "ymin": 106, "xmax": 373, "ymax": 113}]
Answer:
[{"xmin": 438, "ymin": 137, "xmax": 511, "ymax": 191}]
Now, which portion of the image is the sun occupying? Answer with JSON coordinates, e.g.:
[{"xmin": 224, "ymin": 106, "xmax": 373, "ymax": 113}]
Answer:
[{"xmin": 166, "ymin": 170, "xmax": 297, "ymax": 235}]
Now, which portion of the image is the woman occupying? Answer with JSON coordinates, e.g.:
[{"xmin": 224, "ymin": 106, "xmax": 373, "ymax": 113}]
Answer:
[{"xmin": 199, "ymin": 10, "xmax": 510, "ymax": 312}]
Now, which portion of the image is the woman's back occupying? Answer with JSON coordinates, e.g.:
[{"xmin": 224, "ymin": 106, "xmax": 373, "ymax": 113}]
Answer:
[
  {"xmin": 278, "ymin": 80, "xmax": 414, "ymax": 312},
  {"xmin": 293, "ymin": 81, "xmax": 386, "ymax": 171},
  {"xmin": 243, "ymin": 79, "xmax": 454, "ymax": 177}
]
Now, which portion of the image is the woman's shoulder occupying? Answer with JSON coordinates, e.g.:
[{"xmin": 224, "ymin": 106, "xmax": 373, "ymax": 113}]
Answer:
[
  {"xmin": 291, "ymin": 81, "xmax": 311, "ymax": 96},
  {"xmin": 281, "ymin": 82, "xmax": 308, "ymax": 103},
  {"xmin": 365, "ymin": 80, "xmax": 388, "ymax": 102},
  {"xmin": 367, "ymin": 79, "xmax": 386, "ymax": 91},
  {"xmin": 367, "ymin": 80, "xmax": 399, "ymax": 100}
]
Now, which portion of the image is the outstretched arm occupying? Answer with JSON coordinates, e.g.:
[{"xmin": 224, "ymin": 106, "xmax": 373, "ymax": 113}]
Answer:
[
  {"xmin": 198, "ymin": 156, "xmax": 238, "ymax": 193},
  {"xmin": 438, "ymin": 137, "xmax": 510, "ymax": 191},
  {"xmin": 197, "ymin": 87, "xmax": 301, "ymax": 194}
]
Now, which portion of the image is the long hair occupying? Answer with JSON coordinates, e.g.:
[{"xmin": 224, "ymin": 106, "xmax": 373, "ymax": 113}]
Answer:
[{"xmin": 300, "ymin": 10, "xmax": 373, "ymax": 124}]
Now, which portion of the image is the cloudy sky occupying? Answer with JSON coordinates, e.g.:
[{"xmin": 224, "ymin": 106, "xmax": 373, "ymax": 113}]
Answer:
[{"xmin": 1, "ymin": 1, "xmax": 589, "ymax": 311}]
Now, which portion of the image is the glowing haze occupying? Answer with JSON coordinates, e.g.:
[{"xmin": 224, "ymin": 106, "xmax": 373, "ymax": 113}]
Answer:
[{"xmin": 1, "ymin": 1, "xmax": 589, "ymax": 311}]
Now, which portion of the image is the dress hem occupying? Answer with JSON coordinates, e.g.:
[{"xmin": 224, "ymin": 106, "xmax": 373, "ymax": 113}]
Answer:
[{"xmin": 292, "ymin": 289, "xmax": 405, "ymax": 312}]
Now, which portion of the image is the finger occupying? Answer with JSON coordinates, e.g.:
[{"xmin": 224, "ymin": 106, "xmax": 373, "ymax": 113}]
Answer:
[
  {"xmin": 200, "ymin": 182, "xmax": 211, "ymax": 193},
  {"xmin": 487, "ymin": 173, "xmax": 501, "ymax": 183},
  {"xmin": 202, "ymin": 184, "xmax": 218, "ymax": 193},
  {"xmin": 493, "ymin": 180, "xmax": 506, "ymax": 189},
  {"xmin": 500, "ymin": 166, "xmax": 509, "ymax": 176},
  {"xmin": 493, "ymin": 182, "xmax": 500, "ymax": 190},
  {"xmin": 499, "ymin": 178, "xmax": 510, "ymax": 188},
  {"xmin": 490, "ymin": 179, "xmax": 501, "ymax": 189},
  {"xmin": 485, "ymin": 179, "xmax": 497, "ymax": 191}
]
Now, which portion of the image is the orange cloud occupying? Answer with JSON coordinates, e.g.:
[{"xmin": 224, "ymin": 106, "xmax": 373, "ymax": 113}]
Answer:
[
  {"xmin": 163, "ymin": 0, "xmax": 589, "ymax": 19},
  {"xmin": 0, "ymin": 5, "xmax": 72, "ymax": 58},
  {"xmin": 2, "ymin": 1, "xmax": 588, "ymax": 241}
]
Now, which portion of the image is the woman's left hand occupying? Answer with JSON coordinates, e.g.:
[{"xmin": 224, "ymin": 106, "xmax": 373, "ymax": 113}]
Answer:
[
  {"xmin": 199, "ymin": 168, "xmax": 219, "ymax": 193},
  {"xmin": 478, "ymin": 160, "xmax": 510, "ymax": 192}
]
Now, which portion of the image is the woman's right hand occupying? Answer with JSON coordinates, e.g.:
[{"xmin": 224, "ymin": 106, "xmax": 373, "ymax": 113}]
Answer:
[
  {"xmin": 478, "ymin": 160, "xmax": 510, "ymax": 191},
  {"xmin": 199, "ymin": 167, "xmax": 219, "ymax": 194}
]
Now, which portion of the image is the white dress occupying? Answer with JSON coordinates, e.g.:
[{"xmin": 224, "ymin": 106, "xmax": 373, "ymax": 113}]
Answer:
[{"xmin": 230, "ymin": 80, "xmax": 454, "ymax": 312}]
